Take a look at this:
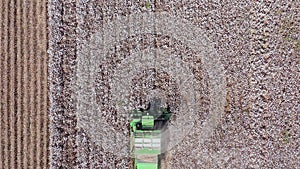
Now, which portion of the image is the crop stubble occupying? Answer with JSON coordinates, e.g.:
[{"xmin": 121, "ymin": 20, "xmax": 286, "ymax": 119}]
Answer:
[{"xmin": 48, "ymin": 0, "xmax": 299, "ymax": 169}]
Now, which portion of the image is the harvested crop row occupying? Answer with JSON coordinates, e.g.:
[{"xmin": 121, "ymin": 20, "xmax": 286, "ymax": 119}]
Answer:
[{"xmin": 0, "ymin": 0, "xmax": 49, "ymax": 169}]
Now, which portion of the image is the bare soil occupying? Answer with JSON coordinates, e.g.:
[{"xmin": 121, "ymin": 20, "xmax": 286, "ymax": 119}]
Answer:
[{"xmin": 0, "ymin": 0, "xmax": 49, "ymax": 169}]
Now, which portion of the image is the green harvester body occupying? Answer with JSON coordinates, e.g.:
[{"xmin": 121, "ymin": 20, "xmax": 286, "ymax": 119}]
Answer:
[{"xmin": 130, "ymin": 99, "xmax": 171, "ymax": 169}]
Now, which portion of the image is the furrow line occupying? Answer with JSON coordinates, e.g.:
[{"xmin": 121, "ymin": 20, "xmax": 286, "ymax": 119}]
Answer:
[
  {"xmin": 10, "ymin": 0, "xmax": 18, "ymax": 168},
  {"xmin": 40, "ymin": 0, "xmax": 49, "ymax": 167},
  {"xmin": 22, "ymin": 1, "xmax": 30, "ymax": 168},
  {"xmin": 16, "ymin": 0, "xmax": 23, "ymax": 168},
  {"xmin": 0, "ymin": 0, "xmax": 4, "ymax": 167},
  {"xmin": 7, "ymin": 0, "xmax": 16, "ymax": 168},
  {"xmin": 28, "ymin": 1, "xmax": 37, "ymax": 168},
  {"xmin": 35, "ymin": 1, "xmax": 42, "ymax": 168},
  {"xmin": 3, "ymin": 0, "xmax": 9, "ymax": 168}
]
